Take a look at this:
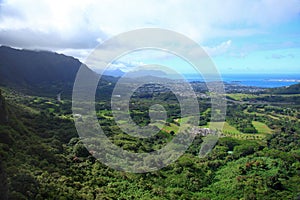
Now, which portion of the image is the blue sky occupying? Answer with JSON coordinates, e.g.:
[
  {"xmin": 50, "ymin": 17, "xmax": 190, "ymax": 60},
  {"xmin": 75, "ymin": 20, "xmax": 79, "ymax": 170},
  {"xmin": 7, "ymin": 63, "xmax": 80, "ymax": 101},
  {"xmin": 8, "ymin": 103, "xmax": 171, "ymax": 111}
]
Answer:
[{"xmin": 0, "ymin": 0, "xmax": 299, "ymax": 74}]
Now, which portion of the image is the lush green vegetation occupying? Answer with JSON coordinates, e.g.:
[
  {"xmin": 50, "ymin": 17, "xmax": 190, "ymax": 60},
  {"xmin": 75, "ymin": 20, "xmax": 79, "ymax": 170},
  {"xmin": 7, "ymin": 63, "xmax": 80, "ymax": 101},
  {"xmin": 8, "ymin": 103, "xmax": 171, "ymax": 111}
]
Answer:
[
  {"xmin": 0, "ymin": 86, "xmax": 299, "ymax": 200},
  {"xmin": 269, "ymin": 83, "xmax": 300, "ymax": 94},
  {"xmin": 0, "ymin": 47, "xmax": 299, "ymax": 199},
  {"xmin": 252, "ymin": 121, "xmax": 272, "ymax": 134}
]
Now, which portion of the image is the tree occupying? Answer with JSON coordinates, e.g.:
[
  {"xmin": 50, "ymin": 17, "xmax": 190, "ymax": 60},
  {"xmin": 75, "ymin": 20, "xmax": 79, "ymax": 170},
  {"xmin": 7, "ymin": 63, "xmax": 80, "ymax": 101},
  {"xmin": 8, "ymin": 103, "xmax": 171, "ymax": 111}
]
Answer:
[{"xmin": 74, "ymin": 144, "xmax": 90, "ymax": 157}]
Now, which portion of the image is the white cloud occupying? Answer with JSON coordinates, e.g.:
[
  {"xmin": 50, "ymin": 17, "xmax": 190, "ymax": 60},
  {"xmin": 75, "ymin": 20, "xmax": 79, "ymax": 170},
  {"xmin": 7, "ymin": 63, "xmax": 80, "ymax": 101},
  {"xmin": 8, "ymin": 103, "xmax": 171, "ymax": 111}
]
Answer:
[
  {"xmin": 204, "ymin": 40, "xmax": 232, "ymax": 56},
  {"xmin": 56, "ymin": 48, "xmax": 93, "ymax": 61},
  {"xmin": 0, "ymin": 0, "xmax": 299, "ymax": 59}
]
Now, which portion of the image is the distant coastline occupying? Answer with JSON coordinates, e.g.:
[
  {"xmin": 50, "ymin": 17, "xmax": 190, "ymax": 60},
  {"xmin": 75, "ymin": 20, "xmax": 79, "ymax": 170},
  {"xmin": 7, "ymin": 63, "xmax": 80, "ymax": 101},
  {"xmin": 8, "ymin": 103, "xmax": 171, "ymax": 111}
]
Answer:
[{"xmin": 184, "ymin": 73, "xmax": 300, "ymax": 88}]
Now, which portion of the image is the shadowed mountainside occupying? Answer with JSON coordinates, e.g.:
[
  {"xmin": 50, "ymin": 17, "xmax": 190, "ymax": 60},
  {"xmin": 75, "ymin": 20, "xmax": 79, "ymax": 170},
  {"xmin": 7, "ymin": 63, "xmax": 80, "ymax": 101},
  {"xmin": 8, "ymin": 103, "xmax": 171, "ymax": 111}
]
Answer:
[
  {"xmin": 269, "ymin": 82, "xmax": 300, "ymax": 94},
  {"xmin": 0, "ymin": 46, "xmax": 100, "ymax": 97}
]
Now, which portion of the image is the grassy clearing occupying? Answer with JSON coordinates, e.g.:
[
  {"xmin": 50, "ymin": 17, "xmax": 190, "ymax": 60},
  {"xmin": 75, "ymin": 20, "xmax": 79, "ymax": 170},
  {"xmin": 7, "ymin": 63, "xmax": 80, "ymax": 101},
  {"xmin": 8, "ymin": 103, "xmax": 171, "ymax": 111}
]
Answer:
[
  {"xmin": 203, "ymin": 108, "xmax": 211, "ymax": 115},
  {"xmin": 252, "ymin": 121, "xmax": 272, "ymax": 134},
  {"xmin": 116, "ymin": 120, "xmax": 128, "ymax": 125},
  {"xmin": 201, "ymin": 122, "xmax": 241, "ymax": 134},
  {"xmin": 98, "ymin": 110, "xmax": 113, "ymax": 119},
  {"xmin": 227, "ymin": 93, "xmax": 300, "ymax": 101},
  {"xmin": 174, "ymin": 116, "xmax": 193, "ymax": 124},
  {"xmin": 201, "ymin": 121, "xmax": 266, "ymax": 140},
  {"xmin": 244, "ymin": 110, "xmax": 281, "ymax": 120},
  {"xmin": 267, "ymin": 114, "xmax": 280, "ymax": 120},
  {"xmin": 162, "ymin": 123, "xmax": 179, "ymax": 133},
  {"xmin": 226, "ymin": 93, "xmax": 258, "ymax": 101},
  {"xmin": 222, "ymin": 132, "xmax": 265, "ymax": 140},
  {"xmin": 272, "ymin": 113, "xmax": 299, "ymax": 121},
  {"xmin": 222, "ymin": 122, "xmax": 241, "ymax": 134}
]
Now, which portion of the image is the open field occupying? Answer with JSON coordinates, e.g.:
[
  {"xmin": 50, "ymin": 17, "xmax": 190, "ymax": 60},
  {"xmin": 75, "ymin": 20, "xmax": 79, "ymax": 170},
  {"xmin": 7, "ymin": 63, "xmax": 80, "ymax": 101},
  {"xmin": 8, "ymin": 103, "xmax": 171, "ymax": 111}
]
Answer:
[
  {"xmin": 226, "ymin": 93, "xmax": 258, "ymax": 101},
  {"xmin": 162, "ymin": 123, "xmax": 179, "ymax": 133},
  {"xmin": 252, "ymin": 121, "xmax": 273, "ymax": 134},
  {"xmin": 201, "ymin": 122, "xmax": 241, "ymax": 134},
  {"xmin": 227, "ymin": 93, "xmax": 300, "ymax": 101}
]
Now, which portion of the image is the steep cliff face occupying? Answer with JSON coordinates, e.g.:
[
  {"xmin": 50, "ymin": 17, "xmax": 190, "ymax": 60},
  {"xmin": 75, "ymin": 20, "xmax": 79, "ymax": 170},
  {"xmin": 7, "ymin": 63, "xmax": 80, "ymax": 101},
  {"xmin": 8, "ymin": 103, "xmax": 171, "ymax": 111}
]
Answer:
[{"xmin": 0, "ymin": 89, "xmax": 8, "ymax": 124}]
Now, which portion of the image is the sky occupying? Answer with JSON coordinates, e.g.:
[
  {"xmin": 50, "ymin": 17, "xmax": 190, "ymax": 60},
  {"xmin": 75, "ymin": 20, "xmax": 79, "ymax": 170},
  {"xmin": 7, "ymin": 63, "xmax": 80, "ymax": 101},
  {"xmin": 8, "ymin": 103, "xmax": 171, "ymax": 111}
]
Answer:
[{"xmin": 0, "ymin": 0, "xmax": 300, "ymax": 74}]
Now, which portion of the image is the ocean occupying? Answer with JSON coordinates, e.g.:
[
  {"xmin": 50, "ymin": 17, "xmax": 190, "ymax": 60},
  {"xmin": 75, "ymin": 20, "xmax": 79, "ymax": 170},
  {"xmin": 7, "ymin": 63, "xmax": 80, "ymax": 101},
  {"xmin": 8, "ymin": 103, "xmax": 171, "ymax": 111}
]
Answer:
[{"xmin": 184, "ymin": 74, "xmax": 300, "ymax": 88}]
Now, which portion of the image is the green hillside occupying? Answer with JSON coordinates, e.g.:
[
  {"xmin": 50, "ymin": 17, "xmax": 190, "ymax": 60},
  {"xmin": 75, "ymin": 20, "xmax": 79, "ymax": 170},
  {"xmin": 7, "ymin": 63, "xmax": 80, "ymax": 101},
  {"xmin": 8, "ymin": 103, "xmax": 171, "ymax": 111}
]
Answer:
[
  {"xmin": 269, "ymin": 83, "xmax": 300, "ymax": 94},
  {"xmin": 0, "ymin": 46, "xmax": 115, "ymax": 97},
  {"xmin": 0, "ymin": 89, "xmax": 299, "ymax": 199},
  {"xmin": 0, "ymin": 47, "xmax": 299, "ymax": 199}
]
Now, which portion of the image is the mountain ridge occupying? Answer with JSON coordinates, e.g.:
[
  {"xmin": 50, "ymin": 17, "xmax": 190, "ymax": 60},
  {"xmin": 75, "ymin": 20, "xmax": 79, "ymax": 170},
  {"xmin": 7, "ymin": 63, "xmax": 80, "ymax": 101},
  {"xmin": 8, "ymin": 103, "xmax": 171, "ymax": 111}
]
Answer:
[
  {"xmin": 0, "ymin": 46, "xmax": 97, "ymax": 96},
  {"xmin": 269, "ymin": 82, "xmax": 300, "ymax": 94}
]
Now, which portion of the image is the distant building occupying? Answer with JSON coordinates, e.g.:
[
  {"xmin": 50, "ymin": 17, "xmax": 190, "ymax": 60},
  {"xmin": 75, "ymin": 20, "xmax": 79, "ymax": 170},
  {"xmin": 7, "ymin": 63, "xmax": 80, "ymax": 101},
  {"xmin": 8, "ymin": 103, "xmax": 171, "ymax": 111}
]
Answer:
[{"xmin": 191, "ymin": 127, "xmax": 217, "ymax": 136}]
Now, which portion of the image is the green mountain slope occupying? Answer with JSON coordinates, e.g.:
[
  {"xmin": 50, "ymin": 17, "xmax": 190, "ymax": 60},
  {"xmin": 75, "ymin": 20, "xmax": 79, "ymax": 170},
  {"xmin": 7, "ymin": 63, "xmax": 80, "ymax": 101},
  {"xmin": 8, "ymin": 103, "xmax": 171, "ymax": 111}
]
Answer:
[
  {"xmin": 0, "ymin": 46, "xmax": 102, "ymax": 97},
  {"xmin": 269, "ymin": 83, "xmax": 300, "ymax": 94},
  {"xmin": 0, "ymin": 46, "xmax": 299, "ymax": 199}
]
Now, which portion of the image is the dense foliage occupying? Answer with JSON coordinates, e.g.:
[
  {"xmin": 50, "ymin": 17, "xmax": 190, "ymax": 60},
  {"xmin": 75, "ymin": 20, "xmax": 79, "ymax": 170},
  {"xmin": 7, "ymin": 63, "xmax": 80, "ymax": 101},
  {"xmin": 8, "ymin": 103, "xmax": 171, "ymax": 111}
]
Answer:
[
  {"xmin": 269, "ymin": 83, "xmax": 300, "ymax": 95},
  {"xmin": 0, "ymin": 47, "xmax": 299, "ymax": 199},
  {"xmin": 0, "ymin": 87, "xmax": 299, "ymax": 200}
]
